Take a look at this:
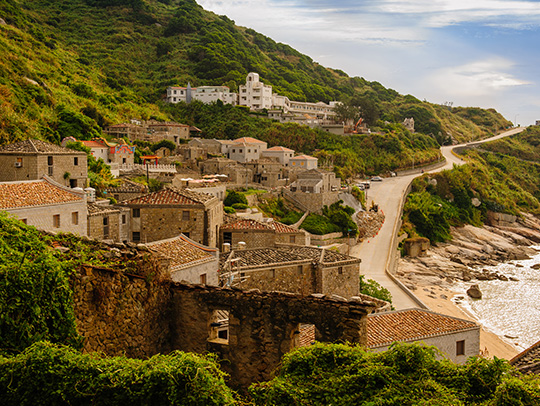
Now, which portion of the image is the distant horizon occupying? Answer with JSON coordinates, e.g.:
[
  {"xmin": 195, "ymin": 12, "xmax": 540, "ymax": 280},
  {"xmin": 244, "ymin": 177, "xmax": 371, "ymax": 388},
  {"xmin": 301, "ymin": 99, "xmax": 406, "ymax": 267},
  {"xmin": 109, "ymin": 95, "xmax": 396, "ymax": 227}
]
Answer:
[{"xmin": 198, "ymin": 0, "xmax": 540, "ymax": 126}]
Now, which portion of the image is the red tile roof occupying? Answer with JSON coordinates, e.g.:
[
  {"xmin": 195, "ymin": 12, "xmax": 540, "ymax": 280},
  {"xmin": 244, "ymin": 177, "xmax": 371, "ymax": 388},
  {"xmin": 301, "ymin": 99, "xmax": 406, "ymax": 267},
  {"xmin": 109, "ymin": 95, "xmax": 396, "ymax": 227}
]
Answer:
[
  {"xmin": 221, "ymin": 219, "xmax": 272, "ymax": 231},
  {"xmin": 233, "ymin": 137, "xmax": 266, "ymax": 144},
  {"xmin": 0, "ymin": 179, "xmax": 84, "ymax": 209},
  {"xmin": 265, "ymin": 146, "xmax": 294, "ymax": 152},
  {"xmin": 81, "ymin": 140, "xmax": 107, "ymax": 148},
  {"xmin": 367, "ymin": 309, "xmax": 479, "ymax": 348},
  {"xmin": 147, "ymin": 235, "xmax": 216, "ymax": 271},
  {"xmin": 291, "ymin": 155, "xmax": 317, "ymax": 160},
  {"xmin": 267, "ymin": 221, "xmax": 299, "ymax": 234},
  {"xmin": 121, "ymin": 188, "xmax": 214, "ymax": 206}
]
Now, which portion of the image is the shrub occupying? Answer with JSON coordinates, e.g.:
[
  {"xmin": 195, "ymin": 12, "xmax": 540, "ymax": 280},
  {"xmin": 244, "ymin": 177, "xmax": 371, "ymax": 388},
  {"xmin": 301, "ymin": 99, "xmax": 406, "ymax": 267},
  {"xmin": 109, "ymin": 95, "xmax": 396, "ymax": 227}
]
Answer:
[
  {"xmin": 231, "ymin": 203, "xmax": 249, "ymax": 210},
  {"xmin": 0, "ymin": 341, "xmax": 237, "ymax": 405},
  {"xmin": 224, "ymin": 206, "xmax": 236, "ymax": 214},
  {"xmin": 224, "ymin": 190, "xmax": 248, "ymax": 207},
  {"xmin": 300, "ymin": 213, "xmax": 340, "ymax": 235}
]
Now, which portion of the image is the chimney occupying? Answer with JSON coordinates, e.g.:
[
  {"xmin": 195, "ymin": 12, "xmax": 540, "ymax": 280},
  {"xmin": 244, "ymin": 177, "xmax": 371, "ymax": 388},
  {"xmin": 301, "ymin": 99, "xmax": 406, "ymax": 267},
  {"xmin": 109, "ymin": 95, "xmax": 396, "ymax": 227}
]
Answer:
[
  {"xmin": 238, "ymin": 241, "xmax": 246, "ymax": 250},
  {"xmin": 222, "ymin": 243, "xmax": 231, "ymax": 253},
  {"xmin": 84, "ymin": 187, "xmax": 96, "ymax": 203}
]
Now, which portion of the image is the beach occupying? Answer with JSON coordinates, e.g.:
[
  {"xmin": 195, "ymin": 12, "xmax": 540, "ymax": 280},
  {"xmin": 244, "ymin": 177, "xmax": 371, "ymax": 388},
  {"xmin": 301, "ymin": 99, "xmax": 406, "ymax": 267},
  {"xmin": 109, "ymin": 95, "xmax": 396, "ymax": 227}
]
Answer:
[{"xmin": 395, "ymin": 213, "xmax": 540, "ymax": 360}]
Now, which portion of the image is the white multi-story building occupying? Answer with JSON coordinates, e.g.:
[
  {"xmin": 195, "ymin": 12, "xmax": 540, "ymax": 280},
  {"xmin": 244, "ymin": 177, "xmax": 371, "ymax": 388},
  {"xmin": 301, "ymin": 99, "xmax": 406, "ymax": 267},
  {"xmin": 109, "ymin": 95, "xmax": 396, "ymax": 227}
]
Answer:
[
  {"xmin": 166, "ymin": 85, "xmax": 237, "ymax": 105},
  {"xmin": 227, "ymin": 137, "xmax": 268, "ymax": 163},
  {"xmin": 238, "ymin": 72, "xmax": 273, "ymax": 110},
  {"xmin": 290, "ymin": 155, "xmax": 318, "ymax": 170}
]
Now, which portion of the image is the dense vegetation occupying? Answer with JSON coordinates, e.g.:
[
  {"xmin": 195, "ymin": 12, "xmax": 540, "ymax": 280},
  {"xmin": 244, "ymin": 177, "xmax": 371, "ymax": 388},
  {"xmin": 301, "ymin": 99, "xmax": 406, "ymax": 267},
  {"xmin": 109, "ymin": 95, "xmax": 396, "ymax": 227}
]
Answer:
[
  {"xmin": 0, "ymin": 341, "xmax": 237, "ymax": 405},
  {"xmin": 402, "ymin": 127, "xmax": 540, "ymax": 243},
  {"xmin": 249, "ymin": 342, "xmax": 540, "ymax": 405},
  {"xmin": 359, "ymin": 275, "xmax": 393, "ymax": 304},
  {"xmin": 0, "ymin": 0, "xmax": 511, "ymax": 178}
]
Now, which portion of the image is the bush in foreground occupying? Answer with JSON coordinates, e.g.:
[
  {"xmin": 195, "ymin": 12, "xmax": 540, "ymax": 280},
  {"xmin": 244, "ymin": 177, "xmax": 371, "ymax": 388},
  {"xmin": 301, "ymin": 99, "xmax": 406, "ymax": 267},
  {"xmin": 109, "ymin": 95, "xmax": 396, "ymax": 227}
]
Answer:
[{"xmin": 0, "ymin": 341, "xmax": 237, "ymax": 406}]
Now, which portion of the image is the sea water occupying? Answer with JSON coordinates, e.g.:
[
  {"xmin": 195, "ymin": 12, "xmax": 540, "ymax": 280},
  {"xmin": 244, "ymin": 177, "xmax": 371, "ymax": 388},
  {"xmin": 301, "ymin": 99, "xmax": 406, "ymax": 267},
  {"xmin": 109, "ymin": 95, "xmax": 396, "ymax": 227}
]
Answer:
[{"xmin": 452, "ymin": 246, "xmax": 540, "ymax": 352}]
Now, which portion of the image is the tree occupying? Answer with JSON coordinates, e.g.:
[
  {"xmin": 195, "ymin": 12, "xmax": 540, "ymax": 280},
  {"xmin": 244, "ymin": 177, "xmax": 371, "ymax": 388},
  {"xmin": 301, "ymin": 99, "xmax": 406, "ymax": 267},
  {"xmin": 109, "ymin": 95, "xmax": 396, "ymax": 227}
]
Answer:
[{"xmin": 224, "ymin": 190, "xmax": 247, "ymax": 207}]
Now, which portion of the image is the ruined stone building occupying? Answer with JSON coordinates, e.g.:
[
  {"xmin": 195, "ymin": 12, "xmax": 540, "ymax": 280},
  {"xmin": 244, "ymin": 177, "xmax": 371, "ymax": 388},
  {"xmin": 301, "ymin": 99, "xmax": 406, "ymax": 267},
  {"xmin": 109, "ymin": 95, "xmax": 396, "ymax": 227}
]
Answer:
[
  {"xmin": 104, "ymin": 179, "xmax": 148, "ymax": 202},
  {"xmin": 145, "ymin": 234, "xmax": 219, "ymax": 285},
  {"xmin": 104, "ymin": 120, "xmax": 190, "ymax": 146},
  {"xmin": 72, "ymin": 264, "xmax": 378, "ymax": 388},
  {"xmin": 220, "ymin": 245, "xmax": 361, "ymax": 299},
  {"xmin": 120, "ymin": 187, "xmax": 223, "ymax": 247},
  {"xmin": 243, "ymin": 158, "xmax": 287, "ymax": 188},
  {"xmin": 0, "ymin": 138, "xmax": 87, "ymax": 188},
  {"xmin": 0, "ymin": 176, "xmax": 87, "ymax": 236},
  {"xmin": 220, "ymin": 218, "xmax": 307, "ymax": 250}
]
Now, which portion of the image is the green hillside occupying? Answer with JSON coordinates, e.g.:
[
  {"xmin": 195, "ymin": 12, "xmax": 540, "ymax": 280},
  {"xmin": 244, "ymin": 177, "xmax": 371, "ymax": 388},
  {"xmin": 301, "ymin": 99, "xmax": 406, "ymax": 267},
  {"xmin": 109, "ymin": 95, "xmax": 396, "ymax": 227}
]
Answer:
[{"xmin": 0, "ymin": 0, "xmax": 512, "ymax": 173}]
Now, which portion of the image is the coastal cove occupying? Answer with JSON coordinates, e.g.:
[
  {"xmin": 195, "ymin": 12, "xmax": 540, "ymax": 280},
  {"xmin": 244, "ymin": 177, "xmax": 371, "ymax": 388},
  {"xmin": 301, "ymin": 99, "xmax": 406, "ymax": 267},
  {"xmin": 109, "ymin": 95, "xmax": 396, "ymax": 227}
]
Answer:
[{"xmin": 397, "ymin": 213, "xmax": 540, "ymax": 359}]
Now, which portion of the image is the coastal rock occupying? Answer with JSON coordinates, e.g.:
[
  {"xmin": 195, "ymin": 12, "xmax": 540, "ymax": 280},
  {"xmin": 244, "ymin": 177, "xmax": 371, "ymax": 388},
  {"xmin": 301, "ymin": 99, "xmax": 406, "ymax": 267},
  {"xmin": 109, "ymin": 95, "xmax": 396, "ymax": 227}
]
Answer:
[
  {"xmin": 462, "ymin": 269, "xmax": 472, "ymax": 282},
  {"xmin": 531, "ymin": 263, "xmax": 540, "ymax": 270},
  {"xmin": 467, "ymin": 284, "xmax": 482, "ymax": 299}
]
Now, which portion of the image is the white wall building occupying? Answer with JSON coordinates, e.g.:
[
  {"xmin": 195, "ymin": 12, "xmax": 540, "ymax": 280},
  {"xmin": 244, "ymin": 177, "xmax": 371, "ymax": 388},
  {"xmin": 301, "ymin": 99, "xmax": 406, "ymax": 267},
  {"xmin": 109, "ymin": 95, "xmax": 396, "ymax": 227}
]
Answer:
[
  {"xmin": 290, "ymin": 154, "xmax": 318, "ymax": 170},
  {"xmin": 261, "ymin": 146, "xmax": 295, "ymax": 166},
  {"xmin": 166, "ymin": 85, "xmax": 237, "ymax": 105},
  {"xmin": 367, "ymin": 309, "xmax": 480, "ymax": 364},
  {"xmin": 227, "ymin": 137, "xmax": 268, "ymax": 163},
  {"xmin": 238, "ymin": 72, "xmax": 273, "ymax": 110}
]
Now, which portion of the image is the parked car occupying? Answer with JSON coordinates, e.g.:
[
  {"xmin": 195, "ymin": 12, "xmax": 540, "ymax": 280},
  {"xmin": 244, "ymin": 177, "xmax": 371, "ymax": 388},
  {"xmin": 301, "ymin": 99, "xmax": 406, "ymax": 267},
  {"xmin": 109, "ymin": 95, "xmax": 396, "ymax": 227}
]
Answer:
[{"xmin": 370, "ymin": 176, "xmax": 383, "ymax": 182}]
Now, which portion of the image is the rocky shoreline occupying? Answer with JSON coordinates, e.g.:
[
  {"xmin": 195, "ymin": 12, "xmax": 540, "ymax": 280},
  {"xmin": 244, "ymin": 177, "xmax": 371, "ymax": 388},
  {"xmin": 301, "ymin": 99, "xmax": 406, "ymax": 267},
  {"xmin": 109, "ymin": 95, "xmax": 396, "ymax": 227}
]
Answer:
[{"xmin": 397, "ymin": 213, "xmax": 540, "ymax": 293}]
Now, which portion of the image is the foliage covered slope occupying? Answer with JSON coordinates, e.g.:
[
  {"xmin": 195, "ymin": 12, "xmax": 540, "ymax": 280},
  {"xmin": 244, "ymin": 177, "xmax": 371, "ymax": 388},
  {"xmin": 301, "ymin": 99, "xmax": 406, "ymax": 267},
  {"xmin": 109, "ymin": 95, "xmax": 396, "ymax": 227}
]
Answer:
[
  {"xmin": 250, "ymin": 342, "xmax": 540, "ymax": 405},
  {"xmin": 0, "ymin": 0, "xmax": 511, "ymax": 149},
  {"xmin": 402, "ymin": 127, "xmax": 540, "ymax": 242}
]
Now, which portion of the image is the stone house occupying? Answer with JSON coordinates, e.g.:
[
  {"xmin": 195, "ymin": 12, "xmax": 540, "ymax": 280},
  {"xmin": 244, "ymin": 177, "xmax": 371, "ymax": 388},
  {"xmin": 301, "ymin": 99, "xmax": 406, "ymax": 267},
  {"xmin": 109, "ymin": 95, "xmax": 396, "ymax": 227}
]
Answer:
[
  {"xmin": 146, "ymin": 234, "xmax": 219, "ymax": 285},
  {"xmin": 227, "ymin": 137, "xmax": 268, "ymax": 163},
  {"xmin": 120, "ymin": 187, "xmax": 223, "ymax": 247},
  {"xmin": 220, "ymin": 218, "xmax": 306, "ymax": 250},
  {"xmin": 188, "ymin": 138, "xmax": 224, "ymax": 155},
  {"xmin": 290, "ymin": 154, "xmax": 318, "ymax": 170},
  {"xmin": 367, "ymin": 309, "xmax": 480, "ymax": 364},
  {"xmin": 105, "ymin": 120, "xmax": 190, "ymax": 146},
  {"xmin": 220, "ymin": 245, "xmax": 361, "ymax": 299},
  {"xmin": 200, "ymin": 157, "xmax": 237, "ymax": 175},
  {"xmin": 104, "ymin": 179, "xmax": 148, "ymax": 202},
  {"xmin": 243, "ymin": 158, "xmax": 287, "ymax": 188},
  {"xmin": 261, "ymin": 146, "xmax": 295, "ymax": 166},
  {"xmin": 0, "ymin": 139, "xmax": 87, "ymax": 188},
  {"xmin": 0, "ymin": 176, "xmax": 87, "ymax": 236},
  {"xmin": 75, "ymin": 138, "xmax": 135, "ymax": 166},
  {"xmin": 290, "ymin": 169, "xmax": 341, "ymax": 193},
  {"xmin": 87, "ymin": 201, "xmax": 130, "ymax": 243}
]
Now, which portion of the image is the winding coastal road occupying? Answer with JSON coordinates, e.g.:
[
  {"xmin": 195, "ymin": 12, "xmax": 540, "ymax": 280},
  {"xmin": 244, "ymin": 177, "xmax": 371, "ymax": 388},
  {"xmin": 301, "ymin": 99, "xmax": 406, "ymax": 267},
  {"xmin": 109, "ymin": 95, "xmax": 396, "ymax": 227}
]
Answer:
[{"xmin": 350, "ymin": 127, "xmax": 526, "ymax": 309}]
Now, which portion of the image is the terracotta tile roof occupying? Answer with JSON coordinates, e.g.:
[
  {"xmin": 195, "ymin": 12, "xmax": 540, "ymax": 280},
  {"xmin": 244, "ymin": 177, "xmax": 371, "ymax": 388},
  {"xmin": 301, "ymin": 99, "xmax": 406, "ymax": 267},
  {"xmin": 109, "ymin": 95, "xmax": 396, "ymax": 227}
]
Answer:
[
  {"xmin": 81, "ymin": 140, "xmax": 107, "ymax": 149},
  {"xmin": 147, "ymin": 235, "xmax": 216, "ymax": 271},
  {"xmin": 291, "ymin": 155, "xmax": 317, "ymax": 160},
  {"xmin": 220, "ymin": 219, "xmax": 272, "ymax": 231},
  {"xmin": 510, "ymin": 340, "xmax": 540, "ymax": 374},
  {"xmin": 367, "ymin": 309, "xmax": 479, "ymax": 348},
  {"xmin": 267, "ymin": 221, "xmax": 299, "ymax": 234},
  {"xmin": 121, "ymin": 187, "xmax": 214, "ymax": 206},
  {"xmin": 0, "ymin": 179, "xmax": 84, "ymax": 209},
  {"xmin": 87, "ymin": 202, "xmax": 123, "ymax": 216},
  {"xmin": 221, "ymin": 246, "xmax": 359, "ymax": 269},
  {"xmin": 232, "ymin": 137, "xmax": 266, "ymax": 144},
  {"xmin": 265, "ymin": 146, "xmax": 294, "ymax": 152},
  {"xmin": 0, "ymin": 139, "xmax": 84, "ymax": 155}
]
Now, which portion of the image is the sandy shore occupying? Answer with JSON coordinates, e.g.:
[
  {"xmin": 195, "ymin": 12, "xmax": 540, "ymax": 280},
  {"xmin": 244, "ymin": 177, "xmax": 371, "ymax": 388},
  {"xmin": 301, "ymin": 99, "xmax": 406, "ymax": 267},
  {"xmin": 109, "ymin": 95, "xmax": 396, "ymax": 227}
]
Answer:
[{"xmin": 412, "ymin": 285, "xmax": 519, "ymax": 359}]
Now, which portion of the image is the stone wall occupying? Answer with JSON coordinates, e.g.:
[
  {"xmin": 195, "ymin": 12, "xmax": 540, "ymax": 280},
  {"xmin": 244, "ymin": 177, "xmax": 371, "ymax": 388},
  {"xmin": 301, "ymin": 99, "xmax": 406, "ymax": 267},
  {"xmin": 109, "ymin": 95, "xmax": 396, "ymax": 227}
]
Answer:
[
  {"xmin": 486, "ymin": 211, "xmax": 518, "ymax": 227},
  {"xmin": 221, "ymin": 229, "xmax": 276, "ymax": 249},
  {"xmin": 72, "ymin": 265, "xmax": 172, "ymax": 357},
  {"xmin": 285, "ymin": 190, "xmax": 340, "ymax": 213},
  {"xmin": 72, "ymin": 265, "xmax": 376, "ymax": 388}
]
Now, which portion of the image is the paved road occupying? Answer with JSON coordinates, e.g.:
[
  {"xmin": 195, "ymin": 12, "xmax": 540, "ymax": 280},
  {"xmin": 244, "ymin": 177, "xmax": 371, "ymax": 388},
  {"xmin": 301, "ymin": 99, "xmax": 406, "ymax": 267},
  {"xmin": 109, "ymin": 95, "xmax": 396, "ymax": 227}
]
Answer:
[{"xmin": 350, "ymin": 127, "xmax": 526, "ymax": 310}]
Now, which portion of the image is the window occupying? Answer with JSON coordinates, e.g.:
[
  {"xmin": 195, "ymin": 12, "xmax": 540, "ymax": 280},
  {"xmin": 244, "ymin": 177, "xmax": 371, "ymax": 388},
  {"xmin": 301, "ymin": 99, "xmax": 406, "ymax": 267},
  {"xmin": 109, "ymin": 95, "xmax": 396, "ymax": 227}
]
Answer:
[
  {"xmin": 74, "ymin": 157, "xmax": 79, "ymax": 166},
  {"xmin": 456, "ymin": 340, "xmax": 465, "ymax": 356},
  {"xmin": 338, "ymin": 266, "xmax": 343, "ymax": 275},
  {"xmin": 122, "ymin": 214, "xmax": 126, "ymax": 224},
  {"xmin": 53, "ymin": 215, "xmax": 60, "ymax": 228},
  {"xmin": 290, "ymin": 235, "xmax": 296, "ymax": 244},
  {"xmin": 182, "ymin": 211, "xmax": 190, "ymax": 221},
  {"xmin": 271, "ymin": 269, "xmax": 276, "ymax": 278},
  {"xmin": 103, "ymin": 216, "xmax": 109, "ymax": 238},
  {"xmin": 47, "ymin": 156, "xmax": 53, "ymax": 166},
  {"xmin": 72, "ymin": 212, "xmax": 79, "ymax": 225},
  {"xmin": 48, "ymin": 166, "xmax": 53, "ymax": 176},
  {"xmin": 209, "ymin": 310, "xmax": 229, "ymax": 344},
  {"xmin": 200, "ymin": 274, "xmax": 207, "ymax": 284},
  {"xmin": 69, "ymin": 179, "xmax": 77, "ymax": 188},
  {"xmin": 15, "ymin": 157, "xmax": 22, "ymax": 168},
  {"xmin": 132, "ymin": 208, "xmax": 140, "ymax": 218},
  {"xmin": 132, "ymin": 231, "xmax": 141, "ymax": 242},
  {"xmin": 232, "ymin": 149, "xmax": 236, "ymax": 153},
  {"xmin": 297, "ymin": 265, "xmax": 302, "ymax": 275}
]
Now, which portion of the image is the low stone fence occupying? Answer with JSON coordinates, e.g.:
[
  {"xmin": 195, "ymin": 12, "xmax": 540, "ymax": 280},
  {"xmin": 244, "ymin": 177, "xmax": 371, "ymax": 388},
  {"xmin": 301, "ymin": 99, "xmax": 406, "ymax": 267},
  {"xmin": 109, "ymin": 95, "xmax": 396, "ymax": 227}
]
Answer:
[{"xmin": 118, "ymin": 163, "xmax": 177, "ymax": 173}]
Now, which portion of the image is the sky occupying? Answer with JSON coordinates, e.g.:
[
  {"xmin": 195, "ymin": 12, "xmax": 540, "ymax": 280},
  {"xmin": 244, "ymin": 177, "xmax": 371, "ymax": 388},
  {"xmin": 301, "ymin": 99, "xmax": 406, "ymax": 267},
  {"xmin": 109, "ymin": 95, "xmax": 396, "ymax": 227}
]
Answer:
[{"xmin": 197, "ymin": 0, "xmax": 540, "ymax": 126}]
